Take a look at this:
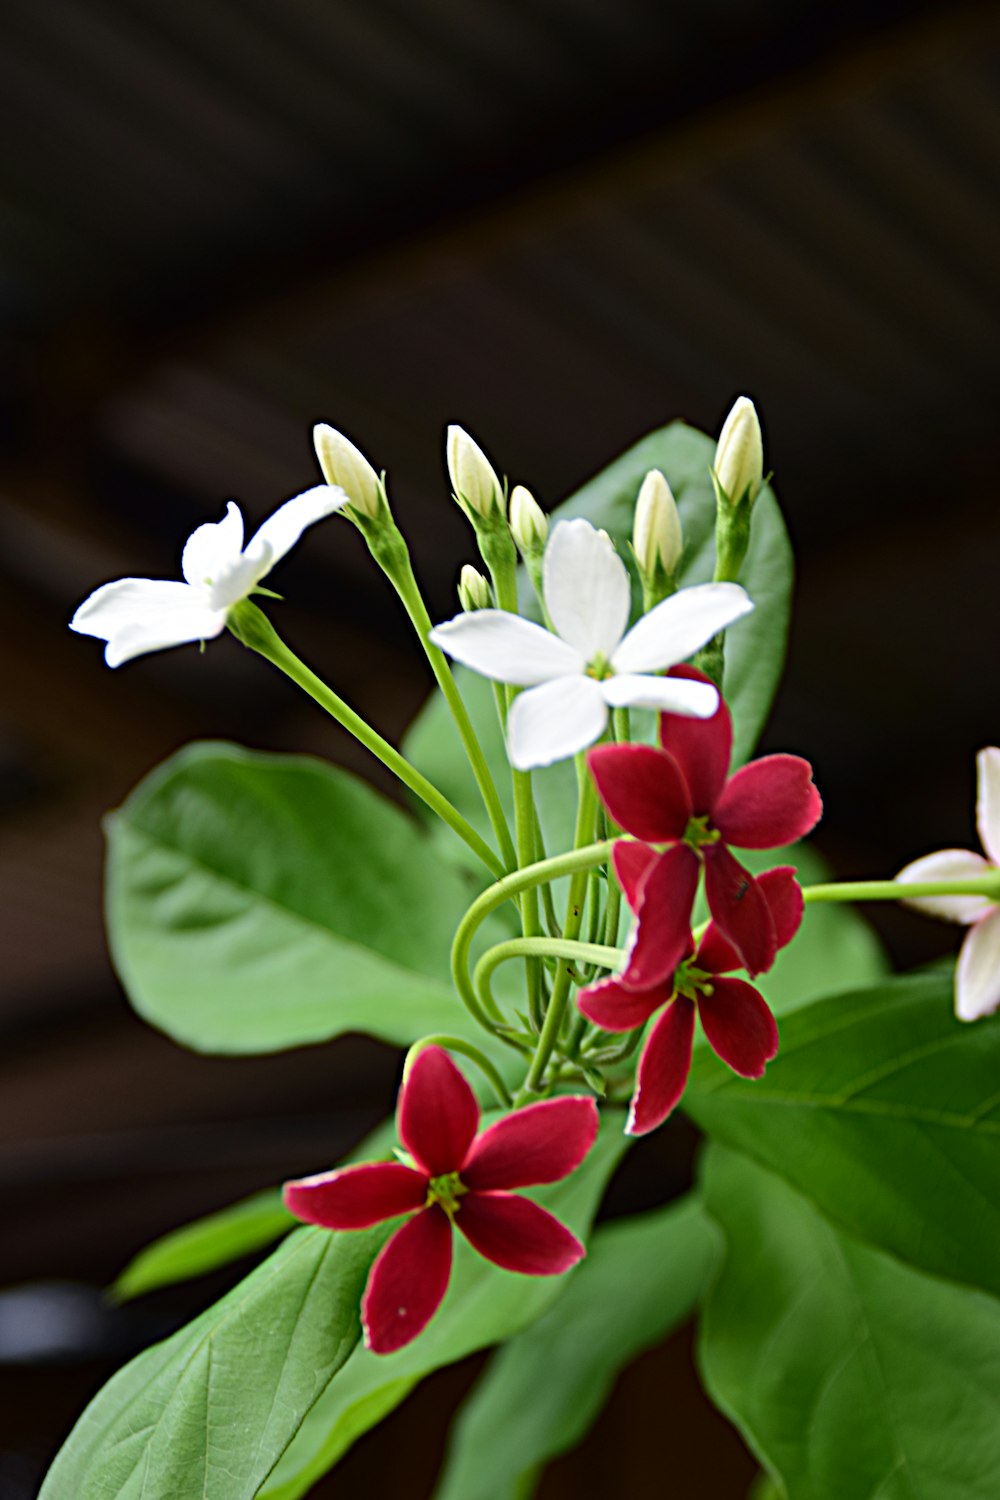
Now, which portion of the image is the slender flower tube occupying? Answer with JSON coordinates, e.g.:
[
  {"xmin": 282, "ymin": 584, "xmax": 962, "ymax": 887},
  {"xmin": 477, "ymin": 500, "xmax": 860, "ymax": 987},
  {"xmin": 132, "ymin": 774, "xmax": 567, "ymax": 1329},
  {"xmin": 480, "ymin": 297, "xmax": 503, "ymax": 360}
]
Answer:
[
  {"xmin": 430, "ymin": 519, "xmax": 752, "ymax": 770},
  {"xmin": 284, "ymin": 1047, "xmax": 598, "ymax": 1354}
]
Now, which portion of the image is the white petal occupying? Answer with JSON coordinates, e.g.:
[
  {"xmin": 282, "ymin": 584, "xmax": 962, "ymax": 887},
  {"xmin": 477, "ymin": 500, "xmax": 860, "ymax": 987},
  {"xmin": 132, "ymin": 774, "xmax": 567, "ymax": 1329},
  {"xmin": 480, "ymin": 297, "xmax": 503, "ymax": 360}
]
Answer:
[
  {"xmin": 611, "ymin": 582, "xmax": 753, "ymax": 674},
  {"xmin": 507, "ymin": 676, "xmax": 609, "ymax": 769},
  {"xmin": 181, "ymin": 502, "xmax": 245, "ymax": 587},
  {"xmin": 601, "ymin": 673, "xmax": 719, "ymax": 717},
  {"xmin": 976, "ymin": 748, "xmax": 1000, "ymax": 866},
  {"xmin": 956, "ymin": 909, "xmax": 1000, "ymax": 1021},
  {"xmin": 429, "ymin": 611, "xmax": 584, "ymax": 686},
  {"xmin": 543, "ymin": 519, "xmax": 631, "ymax": 661},
  {"xmin": 70, "ymin": 578, "xmax": 225, "ymax": 666},
  {"xmin": 896, "ymin": 849, "xmax": 994, "ymax": 924},
  {"xmin": 247, "ymin": 485, "xmax": 348, "ymax": 570}
]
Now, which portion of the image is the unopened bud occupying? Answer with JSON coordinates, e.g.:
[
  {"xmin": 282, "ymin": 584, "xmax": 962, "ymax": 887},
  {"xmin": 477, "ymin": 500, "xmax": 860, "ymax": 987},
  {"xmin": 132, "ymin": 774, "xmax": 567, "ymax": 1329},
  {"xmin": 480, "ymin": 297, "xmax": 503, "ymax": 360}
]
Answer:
[
  {"xmin": 509, "ymin": 485, "xmax": 548, "ymax": 557},
  {"xmin": 458, "ymin": 564, "xmax": 492, "ymax": 612},
  {"xmin": 633, "ymin": 470, "xmax": 682, "ymax": 581},
  {"xmin": 446, "ymin": 425, "xmax": 505, "ymax": 520},
  {"xmin": 314, "ymin": 424, "xmax": 384, "ymax": 520},
  {"xmin": 713, "ymin": 396, "xmax": 763, "ymax": 509}
]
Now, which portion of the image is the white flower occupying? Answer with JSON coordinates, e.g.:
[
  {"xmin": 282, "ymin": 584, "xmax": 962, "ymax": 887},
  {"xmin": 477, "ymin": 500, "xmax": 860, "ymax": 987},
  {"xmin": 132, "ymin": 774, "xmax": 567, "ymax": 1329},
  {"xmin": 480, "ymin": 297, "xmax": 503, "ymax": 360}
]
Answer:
[
  {"xmin": 633, "ymin": 469, "xmax": 682, "ymax": 578},
  {"xmin": 509, "ymin": 485, "xmax": 548, "ymax": 555},
  {"xmin": 447, "ymin": 426, "xmax": 505, "ymax": 519},
  {"xmin": 313, "ymin": 423, "xmax": 383, "ymax": 519},
  {"xmin": 429, "ymin": 518, "xmax": 753, "ymax": 770},
  {"xmin": 714, "ymin": 396, "xmax": 763, "ymax": 508},
  {"xmin": 899, "ymin": 748, "xmax": 1000, "ymax": 1022},
  {"xmin": 70, "ymin": 486, "xmax": 347, "ymax": 667}
]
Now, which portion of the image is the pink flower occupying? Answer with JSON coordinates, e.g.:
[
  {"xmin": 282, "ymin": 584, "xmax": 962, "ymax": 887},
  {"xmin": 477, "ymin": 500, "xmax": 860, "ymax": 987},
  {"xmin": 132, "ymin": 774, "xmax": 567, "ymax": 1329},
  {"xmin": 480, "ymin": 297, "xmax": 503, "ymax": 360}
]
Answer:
[
  {"xmin": 578, "ymin": 863, "xmax": 802, "ymax": 1134},
  {"xmin": 283, "ymin": 1047, "xmax": 599, "ymax": 1354},
  {"xmin": 588, "ymin": 665, "xmax": 821, "ymax": 985}
]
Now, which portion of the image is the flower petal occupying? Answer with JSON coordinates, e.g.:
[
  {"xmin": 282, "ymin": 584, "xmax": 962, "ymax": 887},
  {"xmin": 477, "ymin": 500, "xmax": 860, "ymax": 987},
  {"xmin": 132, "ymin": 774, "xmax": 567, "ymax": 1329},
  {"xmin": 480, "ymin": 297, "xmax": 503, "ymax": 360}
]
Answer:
[
  {"xmin": 698, "ymin": 976, "xmax": 779, "ymax": 1078},
  {"xmin": 611, "ymin": 582, "xmax": 753, "ymax": 674},
  {"xmin": 461, "ymin": 1098, "xmax": 599, "ymax": 1191},
  {"xmin": 247, "ymin": 484, "xmax": 348, "ymax": 568},
  {"xmin": 658, "ymin": 666, "xmax": 733, "ymax": 812},
  {"xmin": 626, "ymin": 997, "xmax": 696, "ymax": 1135},
  {"xmin": 362, "ymin": 1205, "xmax": 452, "ymax": 1354},
  {"xmin": 696, "ymin": 865, "xmax": 803, "ymax": 974},
  {"xmin": 977, "ymin": 748, "xmax": 1000, "ymax": 867},
  {"xmin": 619, "ymin": 843, "xmax": 699, "ymax": 990},
  {"xmin": 543, "ymin": 519, "xmax": 631, "ymax": 661},
  {"xmin": 955, "ymin": 909, "xmax": 1000, "ymax": 1022},
  {"xmin": 456, "ymin": 1192, "xmax": 585, "ymax": 1275},
  {"xmin": 283, "ymin": 1161, "xmax": 428, "ymax": 1229},
  {"xmin": 398, "ymin": 1046, "xmax": 480, "ymax": 1177},
  {"xmin": 576, "ymin": 971, "xmax": 667, "ymax": 1031},
  {"xmin": 430, "ymin": 611, "xmax": 584, "ymax": 687},
  {"xmin": 612, "ymin": 840, "xmax": 659, "ymax": 911},
  {"xmin": 181, "ymin": 501, "xmax": 245, "ymax": 587},
  {"xmin": 601, "ymin": 673, "xmax": 719, "ymax": 718},
  {"xmin": 703, "ymin": 844, "xmax": 776, "ymax": 977},
  {"xmin": 507, "ymin": 676, "xmax": 608, "ymax": 769},
  {"xmin": 713, "ymin": 754, "xmax": 822, "ymax": 849},
  {"xmin": 70, "ymin": 578, "xmax": 227, "ymax": 666},
  {"xmin": 897, "ymin": 849, "xmax": 994, "ymax": 924},
  {"xmin": 587, "ymin": 744, "xmax": 691, "ymax": 842}
]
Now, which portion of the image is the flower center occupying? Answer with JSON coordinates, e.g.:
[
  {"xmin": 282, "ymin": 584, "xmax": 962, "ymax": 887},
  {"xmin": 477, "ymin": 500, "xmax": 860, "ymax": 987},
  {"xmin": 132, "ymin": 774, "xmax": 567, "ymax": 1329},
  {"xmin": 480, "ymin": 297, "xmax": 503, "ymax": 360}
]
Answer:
[
  {"xmin": 683, "ymin": 814, "xmax": 721, "ymax": 850},
  {"xmin": 427, "ymin": 1171, "xmax": 468, "ymax": 1218},
  {"xmin": 673, "ymin": 960, "xmax": 714, "ymax": 1002},
  {"xmin": 585, "ymin": 652, "xmax": 612, "ymax": 680}
]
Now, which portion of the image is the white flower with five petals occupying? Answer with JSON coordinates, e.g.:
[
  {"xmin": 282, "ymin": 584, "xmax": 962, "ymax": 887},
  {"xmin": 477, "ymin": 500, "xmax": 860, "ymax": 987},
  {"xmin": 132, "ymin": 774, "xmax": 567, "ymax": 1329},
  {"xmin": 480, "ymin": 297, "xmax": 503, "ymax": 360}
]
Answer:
[
  {"xmin": 899, "ymin": 748, "xmax": 1000, "ymax": 1022},
  {"xmin": 70, "ymin": 486, "xmax": 347, "ymax": 667},
  {"xmin": 429, "ymin": 518, "xmax": 753, "ymax": 770}
]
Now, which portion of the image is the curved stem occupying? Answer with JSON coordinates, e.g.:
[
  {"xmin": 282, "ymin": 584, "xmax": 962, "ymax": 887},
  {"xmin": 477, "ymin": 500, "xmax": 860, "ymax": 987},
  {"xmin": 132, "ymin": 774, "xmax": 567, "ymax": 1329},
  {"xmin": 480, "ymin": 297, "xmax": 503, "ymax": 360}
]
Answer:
[
  {"xmin": 474, "ymin": 936, "xmax": 623, "ymax": 1021},
  {"xmin": 402, "ymin": 1034, "xmax": 512, "ymax": 1107},
  {"xmin": 803, "ymin": 876, "xmax": 1000, "ymax": 903}
]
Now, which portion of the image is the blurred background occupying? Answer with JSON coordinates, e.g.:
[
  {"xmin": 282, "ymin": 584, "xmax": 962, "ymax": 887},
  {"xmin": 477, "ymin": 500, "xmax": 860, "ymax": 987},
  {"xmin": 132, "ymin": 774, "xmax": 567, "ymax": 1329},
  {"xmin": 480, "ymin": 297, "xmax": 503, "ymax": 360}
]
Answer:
[{"xmin": 1, "ymin": 0, "xmax": 998, "ymax": 1493}]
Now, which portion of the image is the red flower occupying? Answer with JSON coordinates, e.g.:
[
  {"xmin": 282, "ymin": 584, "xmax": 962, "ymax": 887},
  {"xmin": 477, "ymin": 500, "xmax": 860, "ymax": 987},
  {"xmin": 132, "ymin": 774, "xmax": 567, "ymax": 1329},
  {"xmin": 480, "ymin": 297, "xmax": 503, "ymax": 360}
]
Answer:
[
  {"xmin": 283, "ymin": 1047, "xmax": 599, "ymax": 1354},
  {"xmin": 578, "ymin": 862, "xmax": 802, "ymax": 1134},
  {"xmin": 589, "ymin": 665, "xmax": 821, "ymax": 983}
]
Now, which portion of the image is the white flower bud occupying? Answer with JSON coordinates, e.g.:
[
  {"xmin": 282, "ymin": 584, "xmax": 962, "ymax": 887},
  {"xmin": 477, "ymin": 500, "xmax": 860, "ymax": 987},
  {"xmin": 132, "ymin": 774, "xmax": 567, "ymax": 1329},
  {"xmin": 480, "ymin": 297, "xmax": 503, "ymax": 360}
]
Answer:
[
  {"xmin": 313, "ymin": 424, "xmax": 383, "ymax": 520},
  {"xmin": 446, "ymin": 425, "xmax": 505, "ymax": 519},
  {"xmin": 509, "ymin": 485, "xmax": 548, "ymax": 555},
  {"xmin": 458, "ymin": 564, "xmax": 492, "ymax": 612},
  {"xmin": 633, "ymin": 469, "xmax": 682, "ymax": 578},
  {"xmin": 713, "ymin": 396, "xmax": 763, "ymax": 507}
]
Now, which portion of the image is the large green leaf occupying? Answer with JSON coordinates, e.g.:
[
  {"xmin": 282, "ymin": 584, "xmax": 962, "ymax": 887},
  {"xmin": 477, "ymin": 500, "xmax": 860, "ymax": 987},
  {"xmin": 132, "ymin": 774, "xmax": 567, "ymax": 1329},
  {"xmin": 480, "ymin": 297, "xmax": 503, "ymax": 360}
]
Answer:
[
  {"xmin": 433, "ymin": 1194, "xmax": 720, "ymax": 1500},
  {"xmin": 685, "ymin": 967, "xmax": 1000, "ymax": 1297},
  {"xmin": 40, "ymin": 1222, "xmax": 386, "ymax": 1500},
  {"xmin": 259, "ymin": 1120, "xmax": 627, "ymax": 1500},
  {"xmin": 105, "ymin": 741, "xmax": 491, "ymax": 1053},
  {"xmin": 700, "ymin": 1145, "xmax": 1000, "ymax": 1499},
  {"xmin": 405, "ymin": 421, "xmax": 794, "ymax": 857}
]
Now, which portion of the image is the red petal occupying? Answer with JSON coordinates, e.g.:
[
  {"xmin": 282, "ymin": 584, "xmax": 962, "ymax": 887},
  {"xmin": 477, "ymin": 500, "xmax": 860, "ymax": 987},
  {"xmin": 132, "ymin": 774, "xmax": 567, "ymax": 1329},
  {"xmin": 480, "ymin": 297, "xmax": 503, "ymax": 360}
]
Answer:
[
  {"xmin": 362, "ymin": 1205, "xmax": 453, "ymax": 1354},
  {"xmin": 587, "ymin": 743, "xmax": 691, "ymax": 842},
  {"xmin": 612, "ymin": 840, "xmax": 659, "ymax": 913},
  {"xmin": 576, "ymin": 971, "xmax": 667, "ymax": 1031},
  {"xmin": 462, "ymin": 1097, "xmax": 599, "ymax": 1191},
  {"xmin": 698, "ymin": 976, "xmax": 779, "ymax": 1079},
  {"xmin": 618, "ymin": 844, "xmax": 699, "ymax": 990},
  {"xmin": 283, "ymin": 1162, "xmax": 427, "ymax": 1229},
  {"xmin": 398, "ymin": 1046, "xmax": 480, "ymax": 1176},
  {"xmin": 456, "ymin": 1192, "xmax": 585, "ymax": 1275},
  {"xmin": 703, "ymin": 844, "xmax": 777, "ymax": 977},
  {"xmin": 626, "ymin": 997, "xmax": 696, "ymax": 1136},
  {"xmin": 658, "ymin": 665, "xmax": 732, "ymax": 813},
  {"xmin": 695, "ymin": 864, "xmax": 804, "ymax": 975},
  {"xmin": 713, "ymin": 754, "xmax": 822, "ymax": 849}
]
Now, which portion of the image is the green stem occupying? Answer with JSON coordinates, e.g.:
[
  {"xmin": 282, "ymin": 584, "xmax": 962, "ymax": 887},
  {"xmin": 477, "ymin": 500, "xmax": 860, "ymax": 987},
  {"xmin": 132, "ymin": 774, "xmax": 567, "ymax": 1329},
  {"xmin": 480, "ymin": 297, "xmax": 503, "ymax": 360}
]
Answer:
[
  {"xmin": 402, "ymin": 1035, "xmax": 512, "ymax": 1107},
  {"xmin": 227, "ymin": 602, "xmax": 503, "ymax": 878},
  {"xmin": 803, "ymin": 876, "xmax": 1000, "ymax": 903},
  {"xmin": 474, "ymin": 936, "xmax": 623, "ymax": 1021}
]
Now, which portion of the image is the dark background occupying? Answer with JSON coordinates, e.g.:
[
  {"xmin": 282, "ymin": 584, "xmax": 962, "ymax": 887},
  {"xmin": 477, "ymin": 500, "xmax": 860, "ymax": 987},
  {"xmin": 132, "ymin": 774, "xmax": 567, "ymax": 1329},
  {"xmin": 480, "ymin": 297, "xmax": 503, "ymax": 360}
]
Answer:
[{"xmin": 1, "ymin": 0, "xmax": 998, "ymax": 1494}]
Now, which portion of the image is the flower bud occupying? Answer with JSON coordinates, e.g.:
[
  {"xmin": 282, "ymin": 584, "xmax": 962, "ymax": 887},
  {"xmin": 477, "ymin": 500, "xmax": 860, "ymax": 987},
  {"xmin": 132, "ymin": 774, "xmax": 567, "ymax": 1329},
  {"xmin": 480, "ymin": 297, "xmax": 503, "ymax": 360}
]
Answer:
[
  {"xmin": 633, "ymin": 470, "xmax": 682, "ymax": 580},
  {"xmin": 458, "ymin": 564, "xmax": 492, "ymax": 612},
  {"xmin": 446, "ymin": 425, "xmax": 505, "ymax": 520},
  {"xmin": 313, "ymin": 423, "xmax": 384, "ymax": 520},
  {"xmin": 713, "ymin": 396, "xmax": 763, "ymax": 508},
  {"xmin": 509, "ymin": 485, "xmax": 548, "ymax": 556}
]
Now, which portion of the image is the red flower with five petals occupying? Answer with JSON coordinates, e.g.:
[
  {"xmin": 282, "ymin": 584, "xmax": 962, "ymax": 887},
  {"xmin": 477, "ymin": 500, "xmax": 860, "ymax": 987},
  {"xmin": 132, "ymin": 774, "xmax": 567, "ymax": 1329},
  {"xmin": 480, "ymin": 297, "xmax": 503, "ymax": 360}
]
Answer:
[
  {"xmin": 284, "ymin": 1047, "xmax": 598, "ymax": 1354},
  {"xmin": 589, "ymin": 665, "xmax": 821, "ymax": 985},
  {"xmin": 578, "ymin": 861, "xmax": 802, "ymax": 1134}
]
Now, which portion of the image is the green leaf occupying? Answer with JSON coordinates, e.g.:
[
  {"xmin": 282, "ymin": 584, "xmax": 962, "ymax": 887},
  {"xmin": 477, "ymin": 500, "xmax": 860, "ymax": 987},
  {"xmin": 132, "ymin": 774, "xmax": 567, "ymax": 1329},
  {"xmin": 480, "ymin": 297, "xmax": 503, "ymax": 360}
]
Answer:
[
  {"xmin": 105, "ymin": 741, "xmax": 488, "ymax": 1054},
  {"xmin": 259, "ymin": 1120, "xmax": 628, "ymax": 1500},
  {"xmin": 433, "ymin": 1194, "xmax": 721, "ymax": 1500},
  {"xmin": 405, "ymin": 421, "xmax": 794, "ymax": 856},
  {"xmin": 700, "ymin": 1145, "xmax": 1000, "ymax": 1499},
  {"xmin": 685, "ymin": 967, "xmax": 1000, "ymax": 1297},
  {"xmin": 111, "ymin": 1190, "xmax": 295, "ymax": 1302},
  {"xmin": 40, "ymin": 1222, "xmax": 386, "ymax": 1500}
]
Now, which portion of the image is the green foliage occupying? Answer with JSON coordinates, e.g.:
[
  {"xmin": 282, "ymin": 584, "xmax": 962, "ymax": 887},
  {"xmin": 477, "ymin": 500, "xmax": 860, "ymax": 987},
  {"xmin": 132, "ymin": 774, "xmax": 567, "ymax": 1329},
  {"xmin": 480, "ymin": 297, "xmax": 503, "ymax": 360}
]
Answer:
[
  {"xmin": 700, "ymin": 1146, "xmax": 1000, "ymax": 1499},
  {"xmin": 112, "ymin": 1189, "xmax": 294, "ymax": 1302},
  {"xmin": 433, "ymin": 1195, "xmax": 721, "ymax": 1500}
]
